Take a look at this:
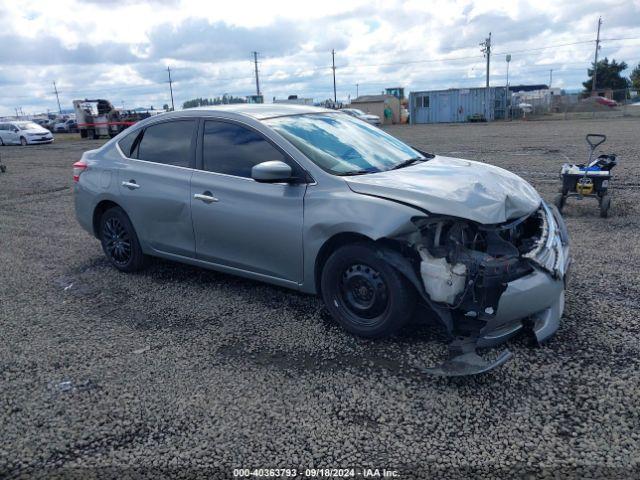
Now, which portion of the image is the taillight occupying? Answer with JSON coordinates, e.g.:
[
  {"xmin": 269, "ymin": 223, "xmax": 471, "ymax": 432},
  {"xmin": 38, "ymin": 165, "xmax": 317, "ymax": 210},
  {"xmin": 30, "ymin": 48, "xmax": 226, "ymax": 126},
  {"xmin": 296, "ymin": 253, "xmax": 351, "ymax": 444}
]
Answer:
[{"xmin": 73, "ymin": 161, "xmax": 87, "ymax": 183}]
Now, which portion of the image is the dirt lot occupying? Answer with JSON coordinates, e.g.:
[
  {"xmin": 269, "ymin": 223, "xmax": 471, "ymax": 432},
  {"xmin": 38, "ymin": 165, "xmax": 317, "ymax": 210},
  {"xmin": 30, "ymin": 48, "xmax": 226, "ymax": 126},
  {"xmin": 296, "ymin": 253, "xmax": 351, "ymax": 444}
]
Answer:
[{"xmin": 1, "ymin": 118, "xmax": 639, "ymax": 479}]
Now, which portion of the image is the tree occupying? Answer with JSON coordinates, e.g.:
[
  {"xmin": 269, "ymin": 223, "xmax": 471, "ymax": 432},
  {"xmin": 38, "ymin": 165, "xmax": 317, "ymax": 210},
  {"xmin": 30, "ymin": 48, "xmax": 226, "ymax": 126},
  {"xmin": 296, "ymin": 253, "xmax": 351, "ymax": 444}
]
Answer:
[
  {"xmin": 582, "ymin": 58, "xmax": 630, "ymax": 101},
  {"xmin": 630, "ymin": 62, "xmax": 640, "ymax": 92},
  {"xmin": 162, "ymin": 104, "xmax": 169, "ymax": 111},
  {"xmin": 182, "ymin": 96, "xmax": 247, "ymax": 109}
]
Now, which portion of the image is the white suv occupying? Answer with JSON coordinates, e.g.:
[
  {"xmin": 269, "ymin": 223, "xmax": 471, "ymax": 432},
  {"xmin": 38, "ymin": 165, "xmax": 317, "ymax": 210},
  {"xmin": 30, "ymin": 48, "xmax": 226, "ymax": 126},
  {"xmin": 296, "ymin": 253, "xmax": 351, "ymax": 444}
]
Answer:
[{"xmin": 0, "ymin": 121, "xmax": 54, "ymax": 146}]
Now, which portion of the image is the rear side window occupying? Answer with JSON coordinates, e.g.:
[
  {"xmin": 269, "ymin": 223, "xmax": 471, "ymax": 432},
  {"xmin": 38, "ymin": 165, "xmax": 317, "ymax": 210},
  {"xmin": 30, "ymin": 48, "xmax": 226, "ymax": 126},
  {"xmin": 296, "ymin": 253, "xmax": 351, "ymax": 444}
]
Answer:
[
  {"xmin": 136, "ymin": 120, "xmax": 196, "ymax": 167},
  {"xmin": 202, "ymin": 120, "xmax": 289, "ymax": 178},
  {"xmin": 117, "ymin": 129, "xmax": 140, "ymax": 158}
]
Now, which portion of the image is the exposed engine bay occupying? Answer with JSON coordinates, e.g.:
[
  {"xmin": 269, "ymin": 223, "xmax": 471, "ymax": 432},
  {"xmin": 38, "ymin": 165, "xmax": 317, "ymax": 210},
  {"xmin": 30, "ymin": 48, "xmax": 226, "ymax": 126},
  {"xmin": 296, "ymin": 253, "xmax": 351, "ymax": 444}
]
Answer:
[{"xmin": 381, "ymin": 202, "xmax": 569, "ymax": 376}]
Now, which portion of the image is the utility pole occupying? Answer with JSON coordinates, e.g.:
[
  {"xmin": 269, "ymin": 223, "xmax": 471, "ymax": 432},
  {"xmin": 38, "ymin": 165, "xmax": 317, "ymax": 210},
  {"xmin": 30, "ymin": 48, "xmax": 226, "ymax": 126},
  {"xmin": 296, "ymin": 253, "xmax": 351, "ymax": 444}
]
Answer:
[
  {"xmin": 480, "ymin": 33, "xmax": 492, "ymax": 119},
  {"xmin": 480, "ymin": 32, "xmax": 491, "ymax": 88},
  {"xmin": 591, "ymin": 17, "xmax": 602, "ymax": 94},
  {"xmin": 356, "ymin": 83, "xmax": 359, "ymax": 98},
  {"xmin": 549, "ymin": 69, "xmax": 553, "ymax": 88},
  {"xmin": 53, "ymin": 81, "xmax": 62, "ymax": 114},
  {"xmin": 332, "ymin": 49, "xmax": 337, "ymax": 104},
  {"xmin": 252, "ymin": 51, "xmax": 261, "ymax": 96},
  {"xmin": 506, "ymin": 54, "xmax": 511, "ymax": 121},
  {"xmin": 15, "ymin": 107, "xmax": 19, "ymax": 119},
  {"xmin": 167, "ymin": 66, "xmax": 175, "ymax": 111}
]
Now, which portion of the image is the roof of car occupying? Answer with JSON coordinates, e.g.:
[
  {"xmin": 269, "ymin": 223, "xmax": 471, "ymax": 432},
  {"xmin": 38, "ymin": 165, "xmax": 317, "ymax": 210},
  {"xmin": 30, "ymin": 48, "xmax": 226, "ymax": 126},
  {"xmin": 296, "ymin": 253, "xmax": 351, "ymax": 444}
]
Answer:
[{"xmin": 182, "ymin": 103, "xmax": 335, "ymax": 120}]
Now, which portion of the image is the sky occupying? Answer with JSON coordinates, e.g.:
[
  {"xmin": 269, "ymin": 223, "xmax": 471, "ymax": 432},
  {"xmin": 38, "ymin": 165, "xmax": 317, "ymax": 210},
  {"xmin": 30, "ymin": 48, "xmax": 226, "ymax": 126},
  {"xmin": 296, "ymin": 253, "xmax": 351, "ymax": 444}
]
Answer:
[{"xmin": 0, "ymin": 0, "xmax": 639, "ymax": 116}]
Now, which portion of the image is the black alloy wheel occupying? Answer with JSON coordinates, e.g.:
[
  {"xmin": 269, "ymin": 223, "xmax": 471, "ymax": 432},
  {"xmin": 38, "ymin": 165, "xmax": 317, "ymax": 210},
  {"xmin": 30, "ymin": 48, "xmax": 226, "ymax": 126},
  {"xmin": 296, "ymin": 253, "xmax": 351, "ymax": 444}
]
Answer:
[
  {"xmin": 103, "ymin": 217, "xmax": 132, "ymax": 267},
  {"xmin": 99, "ymin": 207, "xmax": 147, "ymax": 272}
]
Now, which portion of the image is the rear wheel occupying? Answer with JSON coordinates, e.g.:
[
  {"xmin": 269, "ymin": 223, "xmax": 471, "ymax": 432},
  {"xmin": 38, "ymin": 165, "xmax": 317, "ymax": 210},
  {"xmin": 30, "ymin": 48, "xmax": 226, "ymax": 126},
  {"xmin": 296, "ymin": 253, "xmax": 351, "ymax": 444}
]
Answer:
[
  {"xmin": 99, "ymin": 207, "xmax": 147, "ymax": 272},
  {"xmin": 600, "ymin": 194, "xmax": 611, "ymax": 218},
  {"xmin": 321, "ymin": 243, "xmax": 416, "ymax": 338},
  {"xmin": 80, "ymin": 129, "xmax": 88, "ymax": 139}
]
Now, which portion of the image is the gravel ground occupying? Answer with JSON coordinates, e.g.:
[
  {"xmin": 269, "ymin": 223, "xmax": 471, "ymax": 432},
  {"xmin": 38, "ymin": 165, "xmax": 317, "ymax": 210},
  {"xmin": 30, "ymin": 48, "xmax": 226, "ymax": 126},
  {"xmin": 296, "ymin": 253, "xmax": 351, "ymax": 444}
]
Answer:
[{"xmin": 1, "ymin": 119, "xmax": 639, "ymax": 479}]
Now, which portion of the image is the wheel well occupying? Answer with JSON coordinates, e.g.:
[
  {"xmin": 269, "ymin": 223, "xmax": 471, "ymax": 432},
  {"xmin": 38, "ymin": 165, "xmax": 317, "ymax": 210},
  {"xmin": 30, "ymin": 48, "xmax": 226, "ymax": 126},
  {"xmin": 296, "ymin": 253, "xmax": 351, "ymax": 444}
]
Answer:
[
  {"xmin": 92, "ymin": 200, "xmax": 120, "ymax": 237},
  {"xmin": 314, "ymin": 232, "xmax": 373, "ymax": 295}
]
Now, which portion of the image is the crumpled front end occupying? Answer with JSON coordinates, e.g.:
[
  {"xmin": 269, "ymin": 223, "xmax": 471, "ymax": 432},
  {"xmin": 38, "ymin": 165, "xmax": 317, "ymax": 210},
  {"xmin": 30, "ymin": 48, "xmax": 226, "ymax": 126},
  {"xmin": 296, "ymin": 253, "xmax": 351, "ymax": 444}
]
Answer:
[{"xmin": 387, "ymin": 200, "xmax": 570, "ymax": 375}]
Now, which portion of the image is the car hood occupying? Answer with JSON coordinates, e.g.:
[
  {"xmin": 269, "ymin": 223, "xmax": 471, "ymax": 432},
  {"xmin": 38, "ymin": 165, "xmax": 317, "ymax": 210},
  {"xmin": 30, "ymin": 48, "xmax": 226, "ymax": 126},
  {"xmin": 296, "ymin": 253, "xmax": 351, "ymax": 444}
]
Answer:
[
  {"xmin": 363, "ymin": 114, "xmax": 380, "ymax": 119},
  {"xmin": 344, "ymin": 155, "xmax": 541, "ymax": 224}
]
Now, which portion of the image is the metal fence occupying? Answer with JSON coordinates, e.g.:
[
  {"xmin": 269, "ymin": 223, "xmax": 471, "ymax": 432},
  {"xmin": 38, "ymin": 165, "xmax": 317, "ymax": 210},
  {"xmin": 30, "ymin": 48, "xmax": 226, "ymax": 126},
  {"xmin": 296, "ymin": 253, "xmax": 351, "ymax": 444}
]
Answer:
[{"xmin": 509, "ymin": 88, "xmax": 640, "ymax": 121}]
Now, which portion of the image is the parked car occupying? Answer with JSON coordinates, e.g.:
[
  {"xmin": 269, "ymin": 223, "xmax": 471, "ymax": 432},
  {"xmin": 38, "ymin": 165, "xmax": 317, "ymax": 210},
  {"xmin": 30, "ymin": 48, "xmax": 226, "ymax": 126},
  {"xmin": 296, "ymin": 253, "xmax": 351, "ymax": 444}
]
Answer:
[
  {"xmin": 73, "ymin": 104, "xmax": 570, "ymax": 375},
  {"xmin": 340, "ymin": 108, "xmax": 382, "ymax": 125},
  {"xmin": 0, "ymin": 121, "xmax": 54, "ymax": 146},
  {"xmin": 54, "ymin": 119, "xmax": 78, "ymax": 133},
  {"xmin": 594, "ymin": 97, "xmax": 617, "ymax": 108}
]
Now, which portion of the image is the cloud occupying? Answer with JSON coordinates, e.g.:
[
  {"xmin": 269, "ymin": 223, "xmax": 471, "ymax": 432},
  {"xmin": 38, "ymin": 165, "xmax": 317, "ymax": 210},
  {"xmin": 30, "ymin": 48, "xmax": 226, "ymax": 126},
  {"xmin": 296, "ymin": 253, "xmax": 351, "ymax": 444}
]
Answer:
[
  {"xmin": 0, "ymin": 35, "xmax": 138, "ymax": 65},
  {"xmin": 146, "ymin": 18, "xmax": 305, "ymax": 62}
]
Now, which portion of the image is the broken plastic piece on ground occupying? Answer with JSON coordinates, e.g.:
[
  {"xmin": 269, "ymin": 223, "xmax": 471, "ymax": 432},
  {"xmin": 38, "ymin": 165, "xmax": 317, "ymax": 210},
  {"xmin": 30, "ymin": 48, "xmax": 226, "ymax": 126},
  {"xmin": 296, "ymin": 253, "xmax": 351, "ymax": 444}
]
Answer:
[
  {"xmin": 56, "ymin": 381, "xmax": 73, "ymax": 392},
  {"xmin": 421, "ymin": 337, "xmax": 514, "ymax": 377}
]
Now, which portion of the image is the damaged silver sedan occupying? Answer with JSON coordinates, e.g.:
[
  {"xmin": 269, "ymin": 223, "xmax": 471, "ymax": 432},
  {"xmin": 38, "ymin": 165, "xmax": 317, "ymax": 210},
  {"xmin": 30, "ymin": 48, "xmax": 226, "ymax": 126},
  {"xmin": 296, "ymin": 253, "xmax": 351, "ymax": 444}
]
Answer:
[{"xmin": 74, "ymin": 104, "xmax": 570, "ymax": 376}]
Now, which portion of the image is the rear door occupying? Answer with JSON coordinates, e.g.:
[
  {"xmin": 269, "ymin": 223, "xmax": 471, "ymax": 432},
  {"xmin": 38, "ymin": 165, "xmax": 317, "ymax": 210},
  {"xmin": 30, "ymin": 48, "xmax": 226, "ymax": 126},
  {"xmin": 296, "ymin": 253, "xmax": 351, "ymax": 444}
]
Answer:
[
  {"xmin": 190, "ymin": 119, "xmax": 306, "ymax": 284},
  {"xmin": 117, "ymin": 119, "xmax": 197, "ymax": 258}
]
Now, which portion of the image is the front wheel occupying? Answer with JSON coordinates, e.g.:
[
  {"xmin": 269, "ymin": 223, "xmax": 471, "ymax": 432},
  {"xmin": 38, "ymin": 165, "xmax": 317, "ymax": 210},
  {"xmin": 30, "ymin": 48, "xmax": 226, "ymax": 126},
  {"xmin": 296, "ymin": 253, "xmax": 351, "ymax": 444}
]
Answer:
[
  {"xmin": 321, "ymin": 243, "xmax": 416, "ymax": 338},
  {"xmin": 20, "ymin": 137, "xmax": 28, "ymax": 146},
  {"xmin": 99, "ymin": 207, "xmax": 147, "ymax": 272}
]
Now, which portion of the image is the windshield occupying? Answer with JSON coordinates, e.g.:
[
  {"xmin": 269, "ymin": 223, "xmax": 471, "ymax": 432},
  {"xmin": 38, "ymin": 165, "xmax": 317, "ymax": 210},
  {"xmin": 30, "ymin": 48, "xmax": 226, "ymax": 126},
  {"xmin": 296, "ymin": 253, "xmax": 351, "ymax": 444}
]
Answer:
[
  {"xmin": 265, "ymin": 113, "xmax": 425, "ymax": 175},
  {"xmin": 16, "ymin": 122, "xmax": 41, "ymax": 130}
]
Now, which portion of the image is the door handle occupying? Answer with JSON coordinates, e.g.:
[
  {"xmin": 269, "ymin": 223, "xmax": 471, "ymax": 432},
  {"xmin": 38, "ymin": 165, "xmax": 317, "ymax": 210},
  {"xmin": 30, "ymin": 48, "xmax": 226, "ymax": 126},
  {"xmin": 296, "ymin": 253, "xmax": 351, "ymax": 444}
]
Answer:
[
  {"xmin": 122, "ymin": 180, "xmax": 140, "ymax": 190},
  {"xmin": 194, "ymin": 192, "xmax": 219, "ymax": 203}
]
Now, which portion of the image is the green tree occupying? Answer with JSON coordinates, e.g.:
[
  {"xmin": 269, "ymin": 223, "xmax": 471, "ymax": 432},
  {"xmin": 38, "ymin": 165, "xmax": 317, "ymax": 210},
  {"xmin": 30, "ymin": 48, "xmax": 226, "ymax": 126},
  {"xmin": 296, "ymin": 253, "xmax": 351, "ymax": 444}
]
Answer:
[
  {"xmin": 582, "ymin": 58, "xmax": 630, "ymax": 101},
  {"xmin": 182, "ymin": 96, "xmax": 247, "ymax": 109},
  {"xmin": 630, "ymin": 62, "xmax": 640, "ymax": 92}
]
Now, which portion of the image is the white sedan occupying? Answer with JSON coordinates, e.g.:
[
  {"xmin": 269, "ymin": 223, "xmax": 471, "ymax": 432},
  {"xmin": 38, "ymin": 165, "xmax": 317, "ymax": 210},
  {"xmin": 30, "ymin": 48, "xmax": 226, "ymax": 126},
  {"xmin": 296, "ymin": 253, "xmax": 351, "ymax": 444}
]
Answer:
[
  {"xmin": 341, "ymin": 108, "xmax": 382, "ymax": 126},
  {"xmin": 0, "ymin": 121, "xmax": 54, "ymax": 146}
]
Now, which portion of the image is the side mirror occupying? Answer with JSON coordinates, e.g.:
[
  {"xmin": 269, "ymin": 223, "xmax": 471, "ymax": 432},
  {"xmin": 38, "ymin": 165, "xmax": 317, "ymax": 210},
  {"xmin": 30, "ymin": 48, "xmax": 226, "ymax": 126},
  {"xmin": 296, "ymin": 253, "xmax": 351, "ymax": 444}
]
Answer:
[{"xmin": 251, "ymin": 161, "xmax": 294, "ymax": 183}]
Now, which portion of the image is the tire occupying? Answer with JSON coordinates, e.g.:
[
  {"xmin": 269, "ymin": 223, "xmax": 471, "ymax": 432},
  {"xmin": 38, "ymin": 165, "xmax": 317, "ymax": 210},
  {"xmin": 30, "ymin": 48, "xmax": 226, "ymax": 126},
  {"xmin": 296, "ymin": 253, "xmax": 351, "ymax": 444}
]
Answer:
[
  {"xmin": 20, "ymin": 137, "xmax": 28, "ymax": 146},
  {"xmin": 80, "ymin": 129, "xmax": 88, "ymax": 139},
  {"xmin": 99, "ymin": 207, "xmax": 147, "ymax": 272},
  {"xmin": 553, "ymin": 193, "xmax": 565, "ymax": 212},
  {"xmin": 600, "ymin": 194, "xmax": 611, "ymax": 218},
  {"xmin": 0, "ymin": 137, "xmax": 4, "ymax": 146},
  {"xmin": 320, "ymin": 243, "xmax": 416, "ymax": 338},
  {"xmin": 92, "ymin": 130, "xmax": 100, "ymax": 140}
]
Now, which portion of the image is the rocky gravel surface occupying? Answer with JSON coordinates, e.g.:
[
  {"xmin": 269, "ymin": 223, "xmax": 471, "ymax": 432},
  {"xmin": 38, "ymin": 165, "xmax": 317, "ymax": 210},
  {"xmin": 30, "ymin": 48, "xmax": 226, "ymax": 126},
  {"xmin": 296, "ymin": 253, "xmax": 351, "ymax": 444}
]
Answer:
[{"xmin": 1, "ymin": 119, "xmax": 639, "ymax": 479}]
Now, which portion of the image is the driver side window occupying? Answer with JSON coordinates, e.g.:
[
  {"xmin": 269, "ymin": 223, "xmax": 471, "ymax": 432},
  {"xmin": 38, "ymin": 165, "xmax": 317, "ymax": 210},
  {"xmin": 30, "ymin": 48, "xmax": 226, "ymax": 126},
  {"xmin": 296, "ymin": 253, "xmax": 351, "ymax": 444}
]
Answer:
[{"xmin": 202, "ymin": 120, "xmax": 297, "ymax": 179}]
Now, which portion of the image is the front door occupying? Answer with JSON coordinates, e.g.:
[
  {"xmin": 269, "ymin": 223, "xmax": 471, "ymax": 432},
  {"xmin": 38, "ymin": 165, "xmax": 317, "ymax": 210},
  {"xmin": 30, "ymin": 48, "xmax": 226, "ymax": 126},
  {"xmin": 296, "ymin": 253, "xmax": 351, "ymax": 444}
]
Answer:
[
  {"xmin": 117, "ymin": 119, "xmax": 197, "ymax": 258},
  {"xmin": 190, "ymin": 120, "xmax": 306, "ymax": 284}
]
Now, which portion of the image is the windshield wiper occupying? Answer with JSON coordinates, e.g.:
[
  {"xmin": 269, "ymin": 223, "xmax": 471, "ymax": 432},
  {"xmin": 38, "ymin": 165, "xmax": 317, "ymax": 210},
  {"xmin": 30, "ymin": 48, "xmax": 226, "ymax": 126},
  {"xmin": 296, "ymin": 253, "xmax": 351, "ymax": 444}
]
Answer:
[
  {"xmin": 390, "ymin": 157, "xmax": 426, "ymax": 170},
  {"xmin": 338, "ymin": 169, "xmax": 378, "ymax": 176}
]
